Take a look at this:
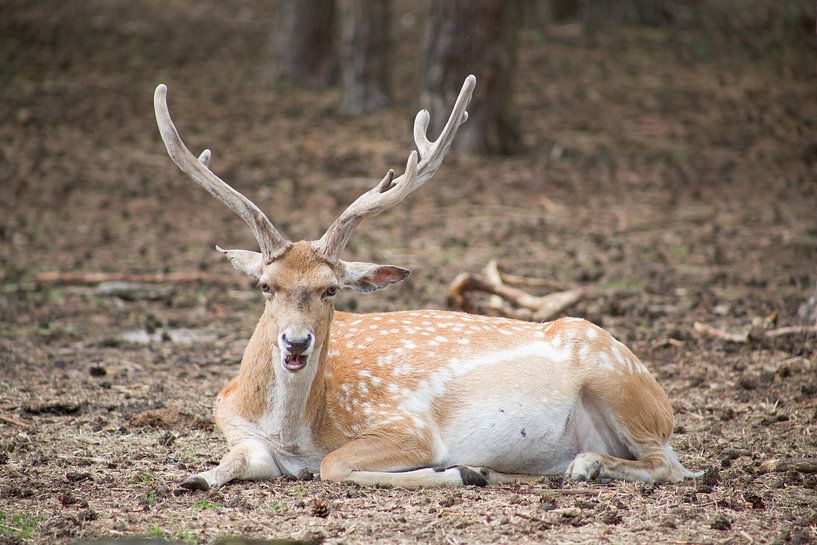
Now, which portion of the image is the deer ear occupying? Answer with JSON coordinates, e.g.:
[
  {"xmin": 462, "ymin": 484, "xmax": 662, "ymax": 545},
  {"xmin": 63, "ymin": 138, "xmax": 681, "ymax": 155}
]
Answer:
[
  {"xmin": 340, "ymin": 261, "xmax": 411, "ymax": 294},
  {"xmin": 216, "ymin": 245, "xmax": 264, "ymax": 279}
]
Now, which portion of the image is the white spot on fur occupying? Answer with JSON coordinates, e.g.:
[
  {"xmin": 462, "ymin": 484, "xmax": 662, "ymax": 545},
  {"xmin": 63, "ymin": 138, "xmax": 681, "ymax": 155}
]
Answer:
[
  {"xmin": 403, "ymin": 340, "xmax": 417, "ymax": 349},
  {"xmin": 596, "ymin": 352, "xmax": 615, "ymax": 371},
  {"xmin": 585, "ymin": 327, "xmax": 598, "ymax": 339},
  {"xmin": 611, "ymin": 345, "xmax": 626, "ymax": 365},
  {"xmin": 456, "ymin": 338, "xmax": 470, "ymax": 345},
  {"xmin": 393, "ymin": 363, "xmax": 413, "ymax": 376}
]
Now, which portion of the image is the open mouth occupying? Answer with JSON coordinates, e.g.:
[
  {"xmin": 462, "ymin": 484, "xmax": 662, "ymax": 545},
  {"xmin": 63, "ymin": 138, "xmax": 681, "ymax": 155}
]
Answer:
[{"xmin": 282, "ymin": 354, "xmax": 307, "ymax": 372}]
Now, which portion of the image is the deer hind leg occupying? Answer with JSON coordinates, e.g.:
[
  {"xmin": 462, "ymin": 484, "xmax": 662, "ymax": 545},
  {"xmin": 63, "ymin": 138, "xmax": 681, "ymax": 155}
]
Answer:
[
  {"xmin": 564, "ymin": 376, "xmax": 701, "ymax": 484},
  {"xmin": 566, "ymin": 449, "xmax": 679, "ymax": 483},
  {"xmin": 181, "ymin": 438, "xmax": 280, "ymax": 491}
]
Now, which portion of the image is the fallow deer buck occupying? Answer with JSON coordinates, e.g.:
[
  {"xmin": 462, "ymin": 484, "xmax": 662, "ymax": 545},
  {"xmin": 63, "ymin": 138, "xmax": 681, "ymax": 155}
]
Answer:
[{"xmin": 154, "ymin": 75, "xmax": 702, "ymax": 490}]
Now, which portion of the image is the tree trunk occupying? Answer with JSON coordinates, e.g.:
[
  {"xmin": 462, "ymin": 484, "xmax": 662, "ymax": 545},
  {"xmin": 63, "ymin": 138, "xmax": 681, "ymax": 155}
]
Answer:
[
  {"xmin": 579, "ymin": 0, "xmax": 675, "ymax": 30},
  {"xmin": 422, "ymin": 0, "xmax": 522, "ymax": 155},
  {"xmin": 339, "ymin": 0, "xmax": 391, "ymax": 116},
  {"xmin": 273, "ymin": 0, "xmax": 337, "ymax": 89}
]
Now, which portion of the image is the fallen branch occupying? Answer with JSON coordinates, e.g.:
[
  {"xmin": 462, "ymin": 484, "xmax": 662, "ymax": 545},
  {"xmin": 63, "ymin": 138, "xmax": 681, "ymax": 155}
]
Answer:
[
  {"xmin": 0, "ymin": 413, "xmax": 28, "ymax": 428},
  {"xmin": 693, "ymin": 322, "xmax": 749, "ymax": 343},
  {"xmin": 34, "ymin": 271, "xmax": 248, "ymax": 286},
  {"xmin": 449, "ymin": 271, "xmax": 584, "ymax": 322},
  {"xmin": 758, "ymin": 457, "xmax": 817, "ymax": 474},
  {"xmin": 694, "ymin": 322, "xmax": 817, "ymax": 343},
  {"xmin": 765, "ymin": 325, "xmax": 817, "ymax": 337}
]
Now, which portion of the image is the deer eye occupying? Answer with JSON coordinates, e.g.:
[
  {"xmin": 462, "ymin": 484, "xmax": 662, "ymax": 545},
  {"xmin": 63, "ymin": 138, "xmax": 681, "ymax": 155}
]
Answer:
[
  {"xmin": 322, "ymin": 286, "xmax": 338, "ymax": 299},
  {"xmin": 260, "ymin": 283, "xmax": 272, "ymax": 294}
]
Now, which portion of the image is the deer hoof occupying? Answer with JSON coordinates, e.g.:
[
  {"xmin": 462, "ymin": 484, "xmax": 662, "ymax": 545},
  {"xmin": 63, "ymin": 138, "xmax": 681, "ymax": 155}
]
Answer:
[
  {"xmin": 180, "ymin": 474, "xmax": 210, "ymax": 491},
  {"xmin": 566, "ymin": 453, "xmax": 603, "ymax": 481},
  {"xmin": 457, "ymin": 466, "xmax": 488, "ymax": 487}
]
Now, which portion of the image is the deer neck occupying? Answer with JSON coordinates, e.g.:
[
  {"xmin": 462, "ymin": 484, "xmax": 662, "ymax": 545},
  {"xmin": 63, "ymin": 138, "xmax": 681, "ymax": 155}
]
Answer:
[{"xmin": 237, "ymin": 310, "xmax": 330, "ymax": 448}]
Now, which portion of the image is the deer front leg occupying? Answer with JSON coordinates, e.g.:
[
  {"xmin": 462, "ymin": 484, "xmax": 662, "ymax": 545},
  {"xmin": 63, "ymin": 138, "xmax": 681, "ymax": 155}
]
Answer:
[
  {"xmin": 319, "ymin": 434, "xmax": 541, "ymax": 488},
  {"xmin": 319, "ymin": 434, "xmax": 469, "ymax": 488},
  {"xmin": 181, "ymin": 438, "xmax": 281, "ymax": 491}
]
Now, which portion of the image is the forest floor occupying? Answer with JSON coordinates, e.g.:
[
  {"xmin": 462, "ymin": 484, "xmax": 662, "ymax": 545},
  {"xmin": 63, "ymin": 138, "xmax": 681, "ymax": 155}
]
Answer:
[{"xmin": 1, "ymin": 1, "xmax": 816, "ymax": 544}]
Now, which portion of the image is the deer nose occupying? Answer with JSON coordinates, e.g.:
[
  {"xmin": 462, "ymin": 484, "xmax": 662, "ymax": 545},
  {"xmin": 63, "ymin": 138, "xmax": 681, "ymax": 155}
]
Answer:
[{"xmin": 281, "ymin": 332, "xmax": 313, "ymax": 355}]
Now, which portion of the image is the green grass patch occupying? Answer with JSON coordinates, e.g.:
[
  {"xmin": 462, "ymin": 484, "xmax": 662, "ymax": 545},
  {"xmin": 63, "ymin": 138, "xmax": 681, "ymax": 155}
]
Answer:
[
  {"xmin": 0, "ymin": 512, "xmax": 43, "ymax": 539},
  {"xmin": 146, "ymin": 525, "xmax": 199, "ymax": 544},
  {"xmin": 144, "ymin": 489, "xmax": 158, "ymax": 508},
  {"xmin": 192, "ymin": 499, "xmax": 222, "ymax": 511}
]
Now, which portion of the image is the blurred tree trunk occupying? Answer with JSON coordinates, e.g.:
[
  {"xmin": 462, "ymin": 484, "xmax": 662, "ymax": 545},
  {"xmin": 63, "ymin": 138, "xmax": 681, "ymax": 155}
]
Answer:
[
  {"xmin": 579, "ymin": 0, "xmax": 675, "ymax": 29},
  {"xmin": 422, "ymin": 0, "xmax": 522, "ymax": 155},
  {"xmin": 523, "ymin": 0, "xmax": 553, "ymax": 26},
  {"xmin": 273, "ymin": 0, "xmax": 337, "ymax": 89},
  {"xmin": 339, "ymin": 0, "xmax": 391, "ymax": 116}
]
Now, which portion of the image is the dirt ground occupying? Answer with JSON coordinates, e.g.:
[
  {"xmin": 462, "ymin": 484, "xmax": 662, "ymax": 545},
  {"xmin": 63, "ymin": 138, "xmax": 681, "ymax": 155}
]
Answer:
[{"xmin": 1, "ymin": 1, "xmax": 816, "ymax": 544}]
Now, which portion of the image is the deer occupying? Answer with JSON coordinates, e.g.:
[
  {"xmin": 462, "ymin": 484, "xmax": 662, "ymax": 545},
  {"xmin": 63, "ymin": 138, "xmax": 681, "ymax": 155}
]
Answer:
[{"xmin": 153, "ymin": 75, "xmax": 702, "ymax": 490}]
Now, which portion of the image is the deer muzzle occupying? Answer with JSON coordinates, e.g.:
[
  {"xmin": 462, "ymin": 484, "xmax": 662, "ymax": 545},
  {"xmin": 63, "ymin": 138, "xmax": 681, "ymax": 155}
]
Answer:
[{"xmin": 278, "ymin": 331, "xmax": 314, "ymax": 372}]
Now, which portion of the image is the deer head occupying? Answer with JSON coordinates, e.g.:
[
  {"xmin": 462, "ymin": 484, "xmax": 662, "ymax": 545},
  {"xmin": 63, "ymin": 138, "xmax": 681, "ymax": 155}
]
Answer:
[{"xmin": 153, "ymin": 76, "xmax": 475, "ymax": 376}]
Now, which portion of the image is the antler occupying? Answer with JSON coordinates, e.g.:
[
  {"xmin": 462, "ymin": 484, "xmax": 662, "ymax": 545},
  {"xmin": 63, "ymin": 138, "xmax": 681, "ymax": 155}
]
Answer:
[
  {"xmin": 154, "ymin": 84, "xmax": 289, "ymax": 263},
  {"xmin": 314, "ymin": 75, "xmax": 476, "ymax": 262}
]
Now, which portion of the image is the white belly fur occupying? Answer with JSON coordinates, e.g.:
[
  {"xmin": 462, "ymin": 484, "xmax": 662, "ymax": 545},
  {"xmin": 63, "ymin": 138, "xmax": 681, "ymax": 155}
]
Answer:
[
  {"xmin": 438, "ymin": 396, "xmax": 578, "ymax": 473},
  {"xmin": 433, "ymin": 359, "xmax": 630, "ymax": 474}
]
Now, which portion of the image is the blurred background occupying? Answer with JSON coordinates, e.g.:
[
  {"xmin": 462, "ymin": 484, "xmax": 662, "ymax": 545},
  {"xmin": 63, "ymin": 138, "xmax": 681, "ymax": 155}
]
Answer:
[
  {"xmin": 1, "ymin": 0, "xmax": 815, "ymax": 332},
  {"xmin": 1, "ymin": 1, "xmax": 816, "ymax": 542}
]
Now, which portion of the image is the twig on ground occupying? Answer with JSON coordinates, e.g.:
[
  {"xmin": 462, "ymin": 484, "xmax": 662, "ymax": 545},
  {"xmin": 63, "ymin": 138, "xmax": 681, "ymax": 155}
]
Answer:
[
  {"xmin": 758, "ymin": 457, "xmax": 817, "ymax": 474},
  {"xmin": 694, "ymin": 321, "xmax": 817, "ymax": 343},
  {"xmin": 764, "ymin": 325, "xmax": 817, "ymax": 337},
  {"xmin": 0, "ymin": 413, "xmax": 28, "ymax": 428},
  {"xmin": 34, "ymin": 271, "xmax": 247, "ymax": 286},
  {"xmin": 693, "ymin": 322, "xmax": 749, "ymax": 343}
]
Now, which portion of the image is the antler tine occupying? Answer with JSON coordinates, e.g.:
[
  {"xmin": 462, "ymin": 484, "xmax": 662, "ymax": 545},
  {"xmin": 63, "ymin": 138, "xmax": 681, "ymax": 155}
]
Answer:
[
  {"xmin": 315, "ymin": 75, "xmax": 476, "ymax": 262},
  {"xmin": 154, "ymin": 84, "xmax": 289, "ymax": 262}
]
